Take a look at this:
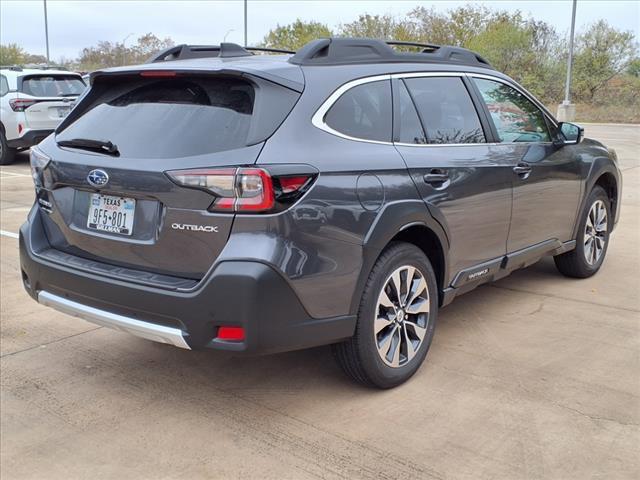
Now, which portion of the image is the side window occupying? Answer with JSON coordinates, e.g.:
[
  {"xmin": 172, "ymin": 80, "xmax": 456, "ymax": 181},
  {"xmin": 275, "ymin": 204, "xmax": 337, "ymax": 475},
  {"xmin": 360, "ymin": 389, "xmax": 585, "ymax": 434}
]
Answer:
[
  {"xmin": 403, "ymin": 77, "xmax": 485, "ymax": 144},
  {"xmin": 0, "ymin": 75, "xmax": 9, "ymax": 96},
  {"xmin": 397, "ymin": 81, "xmax": 427, "ymax": 144},
  {"xmin": 473, "ymin": 78, "xmax": 551, "ymax": 143},
  {"xmin": 324, "ymin": 80, "xmax": 392, "ymax": 142}
]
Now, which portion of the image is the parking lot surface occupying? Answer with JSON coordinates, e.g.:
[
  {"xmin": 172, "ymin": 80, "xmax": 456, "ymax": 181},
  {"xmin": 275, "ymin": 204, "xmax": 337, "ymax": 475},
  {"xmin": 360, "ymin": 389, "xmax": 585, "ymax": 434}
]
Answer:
[{"xmin": 1, "ymin": 124, "xmax": 639, "ymax": 479}]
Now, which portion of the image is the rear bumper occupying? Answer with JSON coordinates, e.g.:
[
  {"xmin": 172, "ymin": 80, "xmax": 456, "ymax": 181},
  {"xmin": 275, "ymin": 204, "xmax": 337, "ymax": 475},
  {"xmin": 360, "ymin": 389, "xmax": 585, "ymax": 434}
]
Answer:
[
  {"xmin": 7, "ymin": 129, "xmax": 53, "ymax": 149},
  {"xmin": 20, "ymin": 208, "xmax": 356, "ymax": 354}
]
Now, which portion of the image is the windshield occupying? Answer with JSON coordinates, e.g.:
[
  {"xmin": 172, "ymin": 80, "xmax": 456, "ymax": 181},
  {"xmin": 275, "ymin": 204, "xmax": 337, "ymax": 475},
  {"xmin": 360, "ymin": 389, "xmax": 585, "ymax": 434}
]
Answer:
[
  {"xmin": 20, "ymin": 75, "xmax": 85, "ymax": 97},
  {"xmin": 57, "ymin": 77, "xmax": 256, "ymax": 158}
]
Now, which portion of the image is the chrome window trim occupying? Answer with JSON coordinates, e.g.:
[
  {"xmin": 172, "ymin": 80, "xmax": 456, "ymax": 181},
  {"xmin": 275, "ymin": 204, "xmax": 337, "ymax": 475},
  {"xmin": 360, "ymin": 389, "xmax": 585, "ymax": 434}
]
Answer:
[
  {"xmin": 391, "ymin": 71, "xmax": 465, "ymax": 80},
  {"xmin": 311, "ymin": 74, "xmax": 393, "ymax": 146},
  {"xmin": 312, "ymin": 70, "xmax": 557, "ymax": 147}
]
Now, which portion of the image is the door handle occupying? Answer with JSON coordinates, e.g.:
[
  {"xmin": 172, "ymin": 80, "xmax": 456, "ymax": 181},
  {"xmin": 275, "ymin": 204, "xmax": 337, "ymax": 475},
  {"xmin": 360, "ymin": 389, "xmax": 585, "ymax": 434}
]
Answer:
[
  {"xmin": 513, "ymin": 163, "xmax": 532, "ymax": 176},
  {"xmin": 423, "ymin": 170, "xmax": 450, "ymax": 184}
]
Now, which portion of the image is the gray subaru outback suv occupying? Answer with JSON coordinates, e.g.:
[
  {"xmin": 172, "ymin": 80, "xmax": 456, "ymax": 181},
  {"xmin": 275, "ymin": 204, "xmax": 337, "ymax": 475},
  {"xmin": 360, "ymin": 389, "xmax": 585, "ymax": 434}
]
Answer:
[{"xmin": 19, "ymin": 38, "xmax": 622, "ymax": 388}]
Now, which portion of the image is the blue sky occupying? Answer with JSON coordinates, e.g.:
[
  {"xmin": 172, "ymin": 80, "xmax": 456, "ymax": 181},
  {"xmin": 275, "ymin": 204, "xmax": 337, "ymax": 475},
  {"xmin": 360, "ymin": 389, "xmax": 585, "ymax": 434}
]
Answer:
[{"xmin": 1, "ymin": 1, "xmax": 639, "ymax": 62}]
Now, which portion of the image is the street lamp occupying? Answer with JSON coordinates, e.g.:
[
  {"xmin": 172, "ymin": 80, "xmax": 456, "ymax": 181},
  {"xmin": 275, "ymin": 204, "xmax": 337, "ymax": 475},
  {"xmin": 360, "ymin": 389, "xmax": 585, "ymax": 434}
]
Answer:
[
  {"xmin": 43, "ymin": 0, "xmax": 50, "ymax": 64},
  {"xmin": 244, "ymin": 0, "xmax": 248, "ymax": 47},
  {"xmin": 558, "ymin": 0, "xmax": 578, "ymax": 121},
  {"xmin": 224, "ymin": 29, "xmax": 235, "ymax": 42},
  {"xmin": 122, "ymin": 33, "xmax": 134, "ymax": 66}
]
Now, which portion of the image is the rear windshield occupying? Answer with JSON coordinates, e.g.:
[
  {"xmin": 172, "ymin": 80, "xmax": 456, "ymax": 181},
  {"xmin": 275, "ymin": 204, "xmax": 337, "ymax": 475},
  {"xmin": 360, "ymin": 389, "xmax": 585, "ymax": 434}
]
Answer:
[
  {"xmin": 57, "ymin": 76, "xmax": 257, "ymax": 158},
  {"xmin": 21, "ymin": 75, "xmax": 85, "ymax": 97}
]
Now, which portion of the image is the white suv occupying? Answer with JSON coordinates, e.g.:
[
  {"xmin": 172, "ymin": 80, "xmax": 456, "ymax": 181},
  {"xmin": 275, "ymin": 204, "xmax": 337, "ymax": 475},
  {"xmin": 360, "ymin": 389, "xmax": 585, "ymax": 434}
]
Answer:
[{"xmin": 0, "ymin": 67, "xmax": 86, "ymax": 164}]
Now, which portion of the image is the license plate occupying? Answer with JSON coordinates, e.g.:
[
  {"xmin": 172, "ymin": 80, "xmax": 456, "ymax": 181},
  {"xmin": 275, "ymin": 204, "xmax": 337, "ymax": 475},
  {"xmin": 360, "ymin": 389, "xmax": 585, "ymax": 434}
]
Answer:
[{"xmin": 87, "ymin": 194, "xmax": 135, "ymax": 235}]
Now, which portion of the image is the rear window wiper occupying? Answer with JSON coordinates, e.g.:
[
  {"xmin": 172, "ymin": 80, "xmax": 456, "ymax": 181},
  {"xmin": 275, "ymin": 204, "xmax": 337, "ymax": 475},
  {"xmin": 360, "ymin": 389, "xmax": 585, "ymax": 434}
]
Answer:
[{"xmin": 57, "ymin": 138, "xmax": 120, "ymax": 156}]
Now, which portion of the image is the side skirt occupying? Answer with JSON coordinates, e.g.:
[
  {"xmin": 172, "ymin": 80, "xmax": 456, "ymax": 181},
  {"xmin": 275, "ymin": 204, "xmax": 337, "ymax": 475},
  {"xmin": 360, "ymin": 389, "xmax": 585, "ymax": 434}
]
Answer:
[{"xmin": 440, "ymin": 239, "xmax": 576, "ymax": 307}]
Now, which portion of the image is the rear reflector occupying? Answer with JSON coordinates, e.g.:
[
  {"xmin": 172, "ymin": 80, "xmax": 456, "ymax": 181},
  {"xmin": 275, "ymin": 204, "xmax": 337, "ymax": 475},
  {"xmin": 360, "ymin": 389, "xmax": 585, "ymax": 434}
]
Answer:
[{"xmin": 217, "ymin": 326, "xmax": 245, "ymax": 341}]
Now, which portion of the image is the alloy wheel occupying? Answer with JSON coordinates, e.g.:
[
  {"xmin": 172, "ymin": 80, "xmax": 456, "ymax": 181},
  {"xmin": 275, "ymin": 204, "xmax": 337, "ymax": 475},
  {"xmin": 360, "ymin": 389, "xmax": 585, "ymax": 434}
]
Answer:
[
  {"xmin": 374, "ymin": 265, "xmax": 430, "ymax": 368},
  {"xmin": 584, "ymin": 199, "xmax": 607, "ymax": 265}
]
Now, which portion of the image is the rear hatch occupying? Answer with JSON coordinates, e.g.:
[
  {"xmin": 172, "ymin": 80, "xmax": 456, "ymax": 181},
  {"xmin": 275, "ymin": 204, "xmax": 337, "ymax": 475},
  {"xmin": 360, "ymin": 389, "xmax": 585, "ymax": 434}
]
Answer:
[
  {"xmin": 19, "ymin": 74, "xmax": 85, "ymax": 129},
  {"xmin": 36, "ymin": 69, "xmax": 301, "ymax": 280}
]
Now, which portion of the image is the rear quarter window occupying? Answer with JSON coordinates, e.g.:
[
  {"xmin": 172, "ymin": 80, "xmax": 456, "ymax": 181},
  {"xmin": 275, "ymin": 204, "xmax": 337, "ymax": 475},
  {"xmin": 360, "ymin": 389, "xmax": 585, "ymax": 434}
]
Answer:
[{"xmin": 324, "ymin": 80, "xmax": 392, "ymax": 142}]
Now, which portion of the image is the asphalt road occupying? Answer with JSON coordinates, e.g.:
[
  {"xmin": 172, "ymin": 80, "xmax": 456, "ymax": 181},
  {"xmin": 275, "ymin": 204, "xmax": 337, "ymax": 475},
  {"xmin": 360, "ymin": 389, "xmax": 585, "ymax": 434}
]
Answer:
[{"xmin": 1, "ymin": 124, "xmax": 638, "ymax": 479}]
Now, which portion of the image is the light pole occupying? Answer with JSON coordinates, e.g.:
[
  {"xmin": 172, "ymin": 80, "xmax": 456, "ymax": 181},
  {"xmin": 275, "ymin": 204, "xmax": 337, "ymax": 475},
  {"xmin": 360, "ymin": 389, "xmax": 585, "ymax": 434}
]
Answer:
[
  {"xmin": 558, "ymin": 0, "xmax": 578, "ymax": 121},
  {"xmin": 122, "ymin": 33, "xmax": 134, "ymax": 65},
  {"xmin": 43, "ymin": 0, "xmax": 50, "ymax": 64},
  {"xmin": 244, "ymin": 0, "xmax": 248, "ymax": 47},
  {"xmin": 224, "ymin": 29, "xmax": 235, "ymax": 42}
]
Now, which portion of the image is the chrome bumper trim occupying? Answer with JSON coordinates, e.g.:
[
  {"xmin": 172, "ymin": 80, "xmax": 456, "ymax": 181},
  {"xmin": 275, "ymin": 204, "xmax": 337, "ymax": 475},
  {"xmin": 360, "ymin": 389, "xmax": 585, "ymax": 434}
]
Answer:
[{"xmin": 37, "ymin": 291, "xmax": 191, "ymax": 350}]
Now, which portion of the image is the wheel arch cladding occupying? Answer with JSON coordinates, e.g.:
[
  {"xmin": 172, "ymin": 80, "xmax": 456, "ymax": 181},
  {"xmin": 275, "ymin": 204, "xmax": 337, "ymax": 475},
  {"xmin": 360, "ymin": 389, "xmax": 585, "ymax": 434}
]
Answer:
[
  {"xmin": 594, "ymin": 172, "xmax": 618, "ymax": 221},
  {"xmin": 351, "ymin": 201, "xmax": 449, "ymax": 313},
  {"xmin": 573, "ymin": 159, "xmax": 621, "ymax": 238},
  {"xmin": 390, "ymin": 226, "xmax": 446, "ymax": 301}
]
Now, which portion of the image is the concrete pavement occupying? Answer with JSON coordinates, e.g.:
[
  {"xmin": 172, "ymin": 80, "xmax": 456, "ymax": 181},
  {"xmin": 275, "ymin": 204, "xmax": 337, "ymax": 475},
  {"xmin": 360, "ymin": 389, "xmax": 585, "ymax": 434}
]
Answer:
[{"xmin": 1, "ymin": 124, "xmax": 638, "ymax": 479}]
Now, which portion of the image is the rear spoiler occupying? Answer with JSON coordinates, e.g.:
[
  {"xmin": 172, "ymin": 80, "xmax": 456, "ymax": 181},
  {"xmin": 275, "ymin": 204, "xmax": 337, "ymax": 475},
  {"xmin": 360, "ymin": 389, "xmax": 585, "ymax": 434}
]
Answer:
[{"xmin": 88, "ymin": 65, "xmax": 304, "ymax": 93}]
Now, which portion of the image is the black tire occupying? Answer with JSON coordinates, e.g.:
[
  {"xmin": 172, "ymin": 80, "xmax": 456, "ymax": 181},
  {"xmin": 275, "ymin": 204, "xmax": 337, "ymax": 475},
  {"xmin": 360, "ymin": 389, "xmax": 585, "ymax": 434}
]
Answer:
[
  {"xmin": 554, "ymin": 185, "xmax": 611, "ymax": 278},
  {"xmin": 0, "ymin": 129, "xmax": 16, "ymax": 166},
  {"xmin": 332, "ymin": 242, "xmax": 438, "ymax": 388}
]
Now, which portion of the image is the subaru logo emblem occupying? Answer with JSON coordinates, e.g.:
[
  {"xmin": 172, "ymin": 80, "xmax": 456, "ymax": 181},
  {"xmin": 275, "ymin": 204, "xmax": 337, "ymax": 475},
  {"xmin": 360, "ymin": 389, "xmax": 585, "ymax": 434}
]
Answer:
[{"xmin": 87, "ymin": 169, "xmax": 109, "ymax": 188}]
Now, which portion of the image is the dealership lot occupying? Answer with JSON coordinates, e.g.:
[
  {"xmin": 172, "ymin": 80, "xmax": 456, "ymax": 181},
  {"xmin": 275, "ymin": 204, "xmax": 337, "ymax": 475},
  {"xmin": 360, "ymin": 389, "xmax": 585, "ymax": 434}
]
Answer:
[{"xmin": 1, "ymin": 124, "xmax": 638, "ymax": 479}]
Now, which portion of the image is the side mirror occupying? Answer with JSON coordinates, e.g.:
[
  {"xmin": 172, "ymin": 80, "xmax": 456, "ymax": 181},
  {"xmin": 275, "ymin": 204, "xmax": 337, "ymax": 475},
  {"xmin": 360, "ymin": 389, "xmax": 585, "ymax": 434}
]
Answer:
[{"xmin": 558, "ymin": 122, "xmax": 584, "ymax": 145}]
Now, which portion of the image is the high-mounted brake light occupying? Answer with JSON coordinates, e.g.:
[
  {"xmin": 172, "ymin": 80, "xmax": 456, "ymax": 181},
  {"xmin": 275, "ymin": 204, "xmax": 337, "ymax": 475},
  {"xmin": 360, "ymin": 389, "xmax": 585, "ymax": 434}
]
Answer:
[
  {"xmin": 9, "ymin": 98, "xmax": 39, "ymax": 112},
  {"xmin": 166, "ymin": 167, "xmax": 314, "ymax": 214},
  {"xmin": 139, "ymin": 71, "xmax": 177, "ymax": 77}
]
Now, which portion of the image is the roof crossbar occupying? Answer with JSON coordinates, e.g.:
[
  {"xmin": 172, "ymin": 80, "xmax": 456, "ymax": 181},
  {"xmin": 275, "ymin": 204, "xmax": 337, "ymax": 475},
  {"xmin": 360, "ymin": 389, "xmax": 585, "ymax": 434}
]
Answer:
[
  {"xmin": 385, "ymin": 40, "xmax": 441, "ymax": 52},
  {"xmin": 288, "ymin": 38, "xmax": 493, "ymax": 69},
  {"xmin": 147, "ymin": 43, "xmax": 294, "ymax": 63},
  {"xmin": 146, "ymin": 38, "xmax": 492, "ymax": 69}
]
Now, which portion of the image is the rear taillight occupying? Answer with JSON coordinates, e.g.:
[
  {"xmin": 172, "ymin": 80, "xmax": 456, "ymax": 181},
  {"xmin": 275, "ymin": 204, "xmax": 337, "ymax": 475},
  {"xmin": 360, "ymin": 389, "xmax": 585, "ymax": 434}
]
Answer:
[
  {"xmin": 167, "ymin": 167, "xmax": 314, "ymax": 213},
  {"xmin": 30, "ymin": 147, "xmax": 51, "ymax": 189},
  {"xmin": 9, "ymin": 98, "xmax": 38, "ymax": 112}
]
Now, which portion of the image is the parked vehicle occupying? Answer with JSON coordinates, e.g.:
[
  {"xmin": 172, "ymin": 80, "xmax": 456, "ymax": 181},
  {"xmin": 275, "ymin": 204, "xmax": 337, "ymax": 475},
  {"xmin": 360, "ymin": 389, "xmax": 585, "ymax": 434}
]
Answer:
[
  {"xmin": 0, "ymin": 66, "xmax": 86, "ymax": 164},
  {"xmin": 19, "ymin": 39, "xmax": 622, "ymax": 388}
]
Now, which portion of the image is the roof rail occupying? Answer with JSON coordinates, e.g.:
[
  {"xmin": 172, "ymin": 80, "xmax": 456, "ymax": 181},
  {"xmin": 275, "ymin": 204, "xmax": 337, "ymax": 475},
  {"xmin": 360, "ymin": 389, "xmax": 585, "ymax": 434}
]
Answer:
[
  {"xmin": 288, "ymin": 38, "xmax": 493, "ymax": 69},
  {"xmin": 148, "ymin": 43, "xmax": 294, "ymax": 63},
  {"xmin": 0, "ymin": 65, "xmax": 23, "ymax": 71}
]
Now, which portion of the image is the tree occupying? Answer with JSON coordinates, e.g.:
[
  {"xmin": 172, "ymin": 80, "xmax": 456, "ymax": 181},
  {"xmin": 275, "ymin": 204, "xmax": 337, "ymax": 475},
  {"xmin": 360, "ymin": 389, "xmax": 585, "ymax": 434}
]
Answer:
[
  {"xmin": 0, "ymin": 43, "xmax": 27, "ymax": 65},
  {"xmin": 628, "ymin": 58, "xmax": 640, "ymax": 77},
  {"xmin": 572, "ymin": 20, "xmax": 637, "ymax": 100},
  {"xmin": 409, "ymin": 5, "xmax": 493, "ymax": 46},
  {"xmin": 262, "ymin": 19, "xmax": 332, "ymax": 51},
  {"xmin": 466, "ymin": 16, "xmax": 563, "ymax": 101},
  {"xmin": 77, "ymin": 33, "xmax": 174, "ymax": 70},
  {"xmin": 339, "ymin": 14, "xmax": 417, "ymax": 42},
  {"xmin": 130, "ymin": 33, "xmax": 174, "ymax": 63}
]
